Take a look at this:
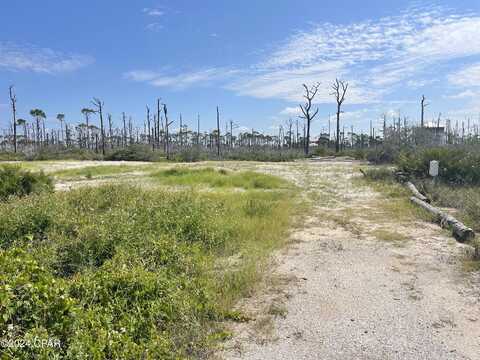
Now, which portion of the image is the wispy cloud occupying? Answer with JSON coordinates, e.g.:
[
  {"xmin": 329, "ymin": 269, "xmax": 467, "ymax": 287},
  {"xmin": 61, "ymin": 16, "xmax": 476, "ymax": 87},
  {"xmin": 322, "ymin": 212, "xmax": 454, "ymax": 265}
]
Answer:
[
  {"xmin": 448, "ymin": 63, "xmax": 480, "ymax": 87},
  {"xmin": 234, "ymin": 4, "xmax": 480, "ymax": 103},
  {"xmin": 128, "ymin": 4, "xmax": 480, "ymax": 107},
  {"xmin": 143, "ymin": 7, "xmax": 164, "ymax": 17},
  {"xmin": 124, "ymin": 68, "xmax": 239, "ymax": 89},
  {"xmin": 0, "ymin": 42, "xmax": 93, "ymax": 74},
  {"xmin": 145, "ymin": 23, "xmax": 164, "ymax": 32}
]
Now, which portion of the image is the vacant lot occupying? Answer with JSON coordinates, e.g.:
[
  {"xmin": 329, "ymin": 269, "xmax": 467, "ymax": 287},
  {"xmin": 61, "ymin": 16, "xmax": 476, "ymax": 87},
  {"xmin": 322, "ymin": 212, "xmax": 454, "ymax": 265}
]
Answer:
[{"xmin": 1, "ymin": 159, "xmax": 479, "ymax": 359}]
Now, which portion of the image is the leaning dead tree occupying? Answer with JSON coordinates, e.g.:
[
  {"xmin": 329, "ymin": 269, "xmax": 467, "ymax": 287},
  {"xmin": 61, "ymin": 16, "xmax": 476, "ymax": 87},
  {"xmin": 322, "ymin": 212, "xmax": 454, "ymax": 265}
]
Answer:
[
  {"xmin": 299, "ymin": 83, "xmax": 320, "ymax": 155},
  {"xmin": 331, "ymin": 79, "xmax": 348, "ymax": 153}
]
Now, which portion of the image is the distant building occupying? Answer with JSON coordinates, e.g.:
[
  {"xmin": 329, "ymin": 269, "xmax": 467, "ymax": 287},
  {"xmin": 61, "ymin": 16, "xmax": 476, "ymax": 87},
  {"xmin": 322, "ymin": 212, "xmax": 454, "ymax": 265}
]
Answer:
[{"xmin": 415, "ymin": 126, "xmax": 446, "ymax": 145}]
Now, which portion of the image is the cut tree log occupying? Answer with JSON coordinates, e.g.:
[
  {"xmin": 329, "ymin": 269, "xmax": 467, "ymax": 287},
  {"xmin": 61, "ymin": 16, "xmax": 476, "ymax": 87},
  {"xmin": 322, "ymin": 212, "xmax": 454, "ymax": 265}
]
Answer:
[
  {"xmin": 406, "ymin": 182, "xmax": 430, "ymax": 203},
  {"xmin": 410, "ymin": 196, "xmax": 475, "ymax": 243}
]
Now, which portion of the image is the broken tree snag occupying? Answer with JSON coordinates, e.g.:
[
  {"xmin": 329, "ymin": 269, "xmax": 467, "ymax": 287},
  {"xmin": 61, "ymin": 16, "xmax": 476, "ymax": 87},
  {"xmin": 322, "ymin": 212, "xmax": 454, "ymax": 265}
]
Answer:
[
  {"xmin": 406, "ymin": 182, "xmax": 430, "ymax": 203},
  {"xmin": 410, "ymin": 196, "xmax": 475, "ymax": 243}
]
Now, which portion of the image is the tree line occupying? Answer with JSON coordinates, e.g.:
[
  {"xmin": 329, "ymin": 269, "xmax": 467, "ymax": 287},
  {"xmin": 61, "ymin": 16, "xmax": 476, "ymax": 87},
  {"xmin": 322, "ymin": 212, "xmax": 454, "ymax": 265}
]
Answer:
[{"xmin": 2, "ymin": 81, "xmax": 478, "ymax": 158}]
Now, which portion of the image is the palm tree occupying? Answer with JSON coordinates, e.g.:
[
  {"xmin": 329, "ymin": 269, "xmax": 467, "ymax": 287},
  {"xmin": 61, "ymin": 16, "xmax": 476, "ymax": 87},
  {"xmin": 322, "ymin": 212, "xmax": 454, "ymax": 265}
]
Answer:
[
  {"xmin": 56, "ymin": 114, "xmax": 65, "ymax": 144},
  {"xmin": 29, "ymin": 109, "xmax": 46, "ymax": 148},
  {"xmin": 81, "ymin": 108, "xmax": 95, "ymax": 149}
]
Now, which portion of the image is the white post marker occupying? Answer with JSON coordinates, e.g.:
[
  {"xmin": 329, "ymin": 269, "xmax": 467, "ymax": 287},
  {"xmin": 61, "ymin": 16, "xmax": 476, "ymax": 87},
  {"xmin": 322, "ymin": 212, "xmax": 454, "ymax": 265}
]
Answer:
[{"xmin": 429, "ymin": 160, "xmax": 439, "ymax": 177}]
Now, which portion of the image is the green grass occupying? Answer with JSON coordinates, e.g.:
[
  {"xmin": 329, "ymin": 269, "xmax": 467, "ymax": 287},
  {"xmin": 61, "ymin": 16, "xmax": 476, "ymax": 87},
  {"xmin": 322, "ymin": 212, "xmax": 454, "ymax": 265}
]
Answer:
[
  {"xmin": 372, "ymin": 228, "xmax": 409, "ymax": 246},
  {"xmin": 52, "ymin": 164, "xmax": 155, "ymax": 179},
  {"xmin": 0, "ymin": 165, "xmax": 53, "ymax": 201},
  {"xmin": 0, "ymin": 172, "xmax": 297, "ymax": 358},
  {"xmin": 150, "ymin": 167, "xmax": 291, "ymax": 190}
]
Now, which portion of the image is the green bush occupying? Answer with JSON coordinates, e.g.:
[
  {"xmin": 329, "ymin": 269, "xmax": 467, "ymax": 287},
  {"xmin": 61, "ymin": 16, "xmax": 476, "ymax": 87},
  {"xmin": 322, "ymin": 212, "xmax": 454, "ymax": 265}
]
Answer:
[
  {"xmin": 105, "ymin": 145, "xmax": 163, "ymax": 162},
  {"xmin": 0, "ymin": 183, "xmax": 295, "ymax": 358},
  {"xmin": 26, "ymin": 147, "xmax": 103, "ymax": 161},
  {"xmin": 397, "ymin": 147, "xmax": 480, "ymax": 185},
  {"xmin": 0, "ymin": 151, "xmax": 26, "ymax": 161},
  {"xmin": 0, "ymin": 165, "xmax": 53, "ymax": 201}
]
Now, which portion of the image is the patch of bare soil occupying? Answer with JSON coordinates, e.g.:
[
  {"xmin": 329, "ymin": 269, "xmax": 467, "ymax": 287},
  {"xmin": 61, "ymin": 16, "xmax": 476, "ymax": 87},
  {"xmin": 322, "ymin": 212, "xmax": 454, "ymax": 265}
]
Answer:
[{"xmin": 219, "ymin": 160, "xmax": 480, "ymax": 360}]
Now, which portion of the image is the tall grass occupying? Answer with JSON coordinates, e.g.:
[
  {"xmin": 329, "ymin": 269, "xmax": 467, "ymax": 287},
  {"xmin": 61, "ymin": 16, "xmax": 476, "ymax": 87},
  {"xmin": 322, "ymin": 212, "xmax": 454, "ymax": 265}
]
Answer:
[
  {"xmin": 0, "ymin": 179, "xmax": 296, "ymax": 358},
  {"xmin": 151, "ymin": 167, "xmax": 291, "ymax": 189}
]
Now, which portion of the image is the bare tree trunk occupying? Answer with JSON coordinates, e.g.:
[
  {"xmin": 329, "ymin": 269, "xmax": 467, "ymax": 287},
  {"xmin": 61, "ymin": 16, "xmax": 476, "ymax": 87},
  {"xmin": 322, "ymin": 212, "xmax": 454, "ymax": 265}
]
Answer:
[
  {"xmin": 216, "ymin": 106, "xmax": 221, "ymax": 157},
  {"xmin": 332, "ymin": 79, "xmax": 349, "ymax": 153},
  {"xmin": 299, "ymin": 83, "xmax": 320, "ymax": 156},
  {"xmin": 9, "ymin": 86, "xmax": 17, "ymax": 153}
]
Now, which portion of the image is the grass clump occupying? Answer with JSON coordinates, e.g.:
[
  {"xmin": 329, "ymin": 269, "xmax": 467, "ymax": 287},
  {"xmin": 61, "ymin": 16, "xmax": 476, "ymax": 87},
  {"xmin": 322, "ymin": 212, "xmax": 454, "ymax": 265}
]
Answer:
[
  {"xmin": 0, "ymin": 178, "xmax": 296, "ymax": 358},
  {"xmin": 52, "ymin": 164, "xmax": 153, "ymax": 179},
  {"xmin": 0, "ymin": 165, "xmax": 53, "ymax": 201},
  {"xmin": 151, "ymin": 167, "xmax": 291, "ymax": 190},
  {"xmin": 372, "ymin": 229, "xmax": 409, "ymax": 246},
  {"xmin": 360, "ymin": 167, "xmax": 395, "ymax": 182}
]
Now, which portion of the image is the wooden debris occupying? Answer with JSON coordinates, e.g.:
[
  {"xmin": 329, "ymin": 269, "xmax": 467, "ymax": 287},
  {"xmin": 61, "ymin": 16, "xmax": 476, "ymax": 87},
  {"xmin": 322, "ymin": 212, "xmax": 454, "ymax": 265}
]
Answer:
[
  {"xmin": 406, "ymin": 181, "xmax": 430, "ymax": 203},
  {"xmin": 410, "ymin": 196, "xmax": 475, "ymax": 243}
]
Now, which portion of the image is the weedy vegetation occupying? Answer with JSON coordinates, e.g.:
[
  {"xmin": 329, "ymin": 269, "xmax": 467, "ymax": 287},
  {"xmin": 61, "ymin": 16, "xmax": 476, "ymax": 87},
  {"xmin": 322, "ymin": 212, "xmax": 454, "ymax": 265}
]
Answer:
[
  {"xmin": 0, "ymin": 169, "xmax": 297, "ymax": 359},
  {"xmin": 151, "ymin": 167, "xmax": 292, "ymax": 190},
  {"xmin": 0, "ymin": 165, "xmax": 53, "ymax": 201}
]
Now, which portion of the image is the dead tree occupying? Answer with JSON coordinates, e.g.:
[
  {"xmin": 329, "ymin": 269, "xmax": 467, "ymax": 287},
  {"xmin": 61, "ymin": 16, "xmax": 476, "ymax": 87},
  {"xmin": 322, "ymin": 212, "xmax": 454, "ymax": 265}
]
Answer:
[
  {"xmin": 122, "ymin": 112, "xmax": 127, "ymax": 147},
  {"xmin": 299, "ymin": 83, "xmax": 320, "ymax": 155},
  {"xmin": 91, "ymin": 98, "xmax": 105, "ymax": 155},
  {"xmin": 331, "ymin": 79, "xmax": 349, "ymax": 153},
  {"xmin": 81, "ymin": 108, "xmax": 95, "ymax": 149},
  {"xmin": 157, "ymin": 99, "xmax": 162, "ymax": 151},
  {"xmin": 421, "ymin": 95, "xmax": 428, "ymax": 128},
  {"xmin": 216, "ymin": 106, "xmax": 221, "ymax": 156},
  {"xmin": 163, "ymin": 104, "xmax": 173, "ymax": 159},
  {"xmin": 146, "ymin": 105, "xmax": 151, "ymax": 146},
  {"xmin": 108, "ymin": 114, "xmax": 113, "ymax": 149},
  {"xmin": 9, "ymin": 86, "xmax": 17, "ymax": 153}
]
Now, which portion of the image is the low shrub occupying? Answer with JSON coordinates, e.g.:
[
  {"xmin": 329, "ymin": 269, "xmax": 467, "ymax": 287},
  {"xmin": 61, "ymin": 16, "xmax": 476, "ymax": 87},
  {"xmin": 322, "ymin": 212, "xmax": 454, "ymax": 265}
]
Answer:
[
  {"xmin": 360, "ymin": 167, "xmax": 395, "ymax": 182},
  {"xmin": 0, "ymin": 165, "xmax": 53, "ymax": 201},
  {"xmin": 0, "ymin": 182, "xmax": 295, "ymax": 358},
  {"xmin": 0, "ymin": 151, "xmax": 26, "ymax": 161},
  {"xmin": 396, "ymin": 147, "xmax": 480, "ymax": 185},
  {"xmin": 26, "ymin": 147, "xmax": 102, "ymax": 161},
  {"xmin": 104, "ymin": 145, "xmax": 163, "ymax": 162}
]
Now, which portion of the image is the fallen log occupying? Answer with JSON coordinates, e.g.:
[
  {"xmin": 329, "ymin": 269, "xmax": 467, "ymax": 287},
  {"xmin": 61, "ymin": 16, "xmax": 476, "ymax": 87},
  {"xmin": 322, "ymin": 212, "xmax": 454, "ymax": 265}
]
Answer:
[
  {"xmin": 406, "ymin": 182, "xmax": 430, "ymax": 203},
  {"xmin": 410, "ymin": 196, "xmax": 475, "ymax": 243}
]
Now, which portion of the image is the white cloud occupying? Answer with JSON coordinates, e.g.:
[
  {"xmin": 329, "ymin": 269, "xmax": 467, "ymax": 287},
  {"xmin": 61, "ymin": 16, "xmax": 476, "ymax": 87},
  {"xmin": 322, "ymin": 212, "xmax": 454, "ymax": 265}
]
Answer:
[
  {"xmin": 145, "ymin": 23, "xmax": 164, "ymax": 32},
  {"xmin": 280, "ymin": 107, "xmax": 301, "ymax": 116},
  {"xmin": 124, "ymin": 68, "xmax": 239, "ymax": 89},
  {"xmin": 448, "ymin": 63, "xmax": 480, "ymax": 87},
  {"xmin": 0, "ymin": 42, "xmax": 93, "ymax": 74},
  {"xmin": 407, "ymin": 79, "xmax": 438, "ymax": 89},
  {"xmin": 143, "ymin": 8, "xmax": 164, "ymax": 17},
  {"xmin": 445, "ymin": 89, "xmax": 480, "ymax": 99},
  {"xmin": 128, "ymin": 4, "xmax": 480, "ymax": 106},
  {"xmin": 234, "ymin": 5, "xmax": 480, "ymax": 103}
]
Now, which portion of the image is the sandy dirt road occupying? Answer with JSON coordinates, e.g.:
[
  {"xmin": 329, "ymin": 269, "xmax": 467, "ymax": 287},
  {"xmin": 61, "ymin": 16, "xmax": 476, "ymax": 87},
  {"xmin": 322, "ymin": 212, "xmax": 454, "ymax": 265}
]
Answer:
[{"xmin": 220, "ymin": 159, "xmax": 480, "ymax": 360}]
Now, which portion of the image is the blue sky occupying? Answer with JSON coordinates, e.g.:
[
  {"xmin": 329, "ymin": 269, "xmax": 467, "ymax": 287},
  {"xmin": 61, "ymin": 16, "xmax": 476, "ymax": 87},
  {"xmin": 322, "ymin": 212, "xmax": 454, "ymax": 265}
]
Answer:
[{"xmin": 1, "ymin": 0, "xmax": 480, "ymax": 135}]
